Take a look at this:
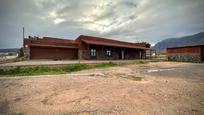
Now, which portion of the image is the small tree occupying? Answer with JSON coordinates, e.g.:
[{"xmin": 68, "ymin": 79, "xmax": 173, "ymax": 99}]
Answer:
[
  {"xmin": 144, "ymin": 42, "xmax": 151, "ymax": 48},
  {"xmin": 17, "ymin": 48, "xmax": 24, "ymax": 58},
  {"xmin": 139, "ymin": 42, "xmax": 151, "ymax": 48}
]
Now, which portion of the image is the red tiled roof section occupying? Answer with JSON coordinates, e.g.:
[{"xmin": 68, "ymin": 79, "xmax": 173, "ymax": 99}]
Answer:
[{"xmin": 78, "ymin": 35, "xmax": 150, "ymax": 50}]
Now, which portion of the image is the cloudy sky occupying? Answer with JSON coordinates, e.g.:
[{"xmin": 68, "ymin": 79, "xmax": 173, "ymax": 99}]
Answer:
[{"xmin": 0, "ymin": 0, "xmax": 204, "ymax": 49}]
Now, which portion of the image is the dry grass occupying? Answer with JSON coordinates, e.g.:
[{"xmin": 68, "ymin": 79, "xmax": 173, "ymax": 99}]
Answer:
[{"xmin": 125, "ymin": 75, "xmax": 143, "ymax": 81}]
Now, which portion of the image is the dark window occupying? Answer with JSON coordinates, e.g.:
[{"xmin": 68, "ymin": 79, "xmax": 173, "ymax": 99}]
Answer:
[
  {"xmin": 90, "ymin": 49, "xmax": 96, "ymax": 57},
  {"xmin": 106, "ymin": 50, "xmax": 111, "ymax": 56}
]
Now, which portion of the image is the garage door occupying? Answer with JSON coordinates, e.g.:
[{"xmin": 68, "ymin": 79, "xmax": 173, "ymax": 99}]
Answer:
[{"xmin": 30, "ymin": 46, "xmax": 78, "ymax": 60}]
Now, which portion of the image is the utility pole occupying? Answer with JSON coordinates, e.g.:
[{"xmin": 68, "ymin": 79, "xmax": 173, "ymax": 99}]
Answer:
[{"xmin": 23, "ymin": 27, "xmax": 25, "ymax": 39}]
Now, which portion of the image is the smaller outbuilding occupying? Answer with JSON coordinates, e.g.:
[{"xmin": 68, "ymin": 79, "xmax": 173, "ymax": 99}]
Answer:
[{"xmin": 166, "ymin": 45, "xmax": 204, "ymax": 63}]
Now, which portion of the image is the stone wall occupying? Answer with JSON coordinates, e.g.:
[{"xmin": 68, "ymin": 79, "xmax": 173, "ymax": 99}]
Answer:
[
  {"xmin": 167, "ymin": 53, "xmax": 201, "ymax": 63},
  {"xmin": 22, "ymin": 47, "xmax": 30, "ymax": 60}
]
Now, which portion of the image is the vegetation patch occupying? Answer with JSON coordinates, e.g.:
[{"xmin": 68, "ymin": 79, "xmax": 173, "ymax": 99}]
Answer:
[
  {"xmin": 93, "ymin": 61, "xmax": 118, "ymax": 68},
  {"xmin": 136, "ymin": 60, "xmax": 148, "ymax": 64},
  {"xmin": 63, "ymin": 64, "xmax": 91, "ymax": 72},
  {"xmin": 13, "ymin": 112, "xmax": 24, "ymax": 115},
  {"xmin": 0, "ymin": 62, "xmax": 119, "ymax": 77},
  {"xmin": 0, "ymin": 66, "xmax": 66, "ymax": 76},
  {"xmin": 0, "ymin": 61, "xmax": 151, "ymax": 77}
]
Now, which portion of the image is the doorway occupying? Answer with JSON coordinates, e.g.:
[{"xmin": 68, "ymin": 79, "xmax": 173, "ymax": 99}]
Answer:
[{"xmin": 118, "ymin": 50, "xmax": 125, "ymax": 59}]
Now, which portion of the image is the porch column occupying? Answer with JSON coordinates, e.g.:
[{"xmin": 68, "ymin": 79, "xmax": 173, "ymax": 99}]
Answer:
[
  {"xmin": 114, "ymin": 47, "xmax": 116, "ymax": 59},
  {"xmin": 139, "ymin": 51, "xmax": 142, "ymax": 59},
  {"xmin": 102, "ymin": 45, "xmax": 104, "ymax": 59},
  {"xmin": 88, "ymin": 44, "xmax": 90, "ymax": 59},
  {"xmin": 144, "ymin": 50, "xmax": 146, "ymax": 59},
  {"xmin": 122, "ymin": 48, "xmax": 125, "ymax": 60},
  {"xmin": 132, "ymin": 48, "xmax": 134, "ymax": 59}
]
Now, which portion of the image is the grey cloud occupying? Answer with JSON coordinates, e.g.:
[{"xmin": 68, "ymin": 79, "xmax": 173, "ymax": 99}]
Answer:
[
  {"xmin": 0, "ymin": 0, "xmax": 204, "ymax": 48},
  {"xmin": 120, "ymin": 1, "xmax": 137, "ymax": 8}
]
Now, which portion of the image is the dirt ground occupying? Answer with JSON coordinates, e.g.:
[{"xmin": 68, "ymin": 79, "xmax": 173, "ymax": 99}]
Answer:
[{"xmin": 0, "ymin": 62, "xmax": 204, "ymax": 115}]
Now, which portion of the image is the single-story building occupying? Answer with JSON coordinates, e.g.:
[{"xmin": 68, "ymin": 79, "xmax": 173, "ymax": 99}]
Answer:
[
  {"xmin": 23, "ymin": 35, "xmax": 151, "ymax": 60},
  {"xmin": 166, "ymin": 45, "xmax": 204, "ymax": 63}
]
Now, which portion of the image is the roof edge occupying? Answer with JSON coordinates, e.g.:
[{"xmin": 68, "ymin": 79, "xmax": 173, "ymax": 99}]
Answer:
[
  {"xmin": 167, "ymin": 45, "xmax": 204, "ymax": 49},
  {"xmin": 77, "ymin": 35, "xmax": 149, "ymax": 47}
]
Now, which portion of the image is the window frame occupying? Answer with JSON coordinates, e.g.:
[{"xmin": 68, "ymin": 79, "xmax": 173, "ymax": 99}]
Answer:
[
  {"xmin": 106, "ymin": 49, "xmax": 112, "ymax": 57},
  {"xmin": 90, "ymin": 48, "xmax": 96, "ymax": 57}
]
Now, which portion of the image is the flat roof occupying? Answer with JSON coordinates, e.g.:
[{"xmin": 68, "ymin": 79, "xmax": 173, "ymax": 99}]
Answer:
[
  {"xmin": 167, "ymin": 45, "xmax": 204, "ymax": 49},
  {"xmin": 30, "ymin": 44, "xmax": 78, "ymax": 49}
]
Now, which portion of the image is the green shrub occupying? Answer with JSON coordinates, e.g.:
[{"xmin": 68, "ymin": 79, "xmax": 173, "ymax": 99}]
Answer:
[
  {"xmin": 63, "ymin": 64, "xmax": 91, "ymax": 72},
  {"xmin": 93, "ymin": 61, "xmax": 118, "ymax": 68},
  {"xmin": 137, "ymin": 61, "xmax": 147, "ymax": 64},
  {"xmin": 13, "ymin": 112, "xmax": 24, "ymax": 115}
]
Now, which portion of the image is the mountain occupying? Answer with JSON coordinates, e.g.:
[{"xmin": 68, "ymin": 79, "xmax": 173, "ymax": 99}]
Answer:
[
  {"xmin": 153, "ymin": 31, "xmax": 204, "ymax": 52},
  {"xmin": 0, "ymin": 48, "xmax": 19, "ymax": 53}
]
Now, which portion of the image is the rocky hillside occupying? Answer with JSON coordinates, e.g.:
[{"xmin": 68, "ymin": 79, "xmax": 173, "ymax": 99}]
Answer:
[
  {"xmin": 0, "ymin": 48, "xmax": 19, "ymax": 53},
  {"xmin": 153, "ymin": 31, "xmax": 204, "ymax": 52}
]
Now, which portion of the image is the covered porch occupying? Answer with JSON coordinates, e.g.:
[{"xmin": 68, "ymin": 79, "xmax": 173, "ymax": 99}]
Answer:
[{"xmin": 80, "ymin": 44, "xmax": 147, "ymax": 60}]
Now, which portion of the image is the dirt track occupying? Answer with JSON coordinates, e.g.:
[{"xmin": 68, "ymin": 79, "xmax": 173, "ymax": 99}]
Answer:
[{"xmin": 0, "ymin": 62, "xmax": 204, "ymax": 115}]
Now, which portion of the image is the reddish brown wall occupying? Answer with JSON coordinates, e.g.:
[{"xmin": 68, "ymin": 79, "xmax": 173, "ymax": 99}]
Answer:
[
  {"xmin": 30, "ymin": 46, "xmax": 78, "ymax": 60},
  {"xmin": 23, "ymin": 39, "xmax": 30, "ymax": 47},
  {"xmin": 201, "ymin": 47, "xmax": 204, "ymax": 62},
  {"xmin": 167, "ymin": 46, "xmax": 201, "ymax": 54},
  {"xmin": 166, "ymin": 46, "xmax": 203, "ymax": 63}
]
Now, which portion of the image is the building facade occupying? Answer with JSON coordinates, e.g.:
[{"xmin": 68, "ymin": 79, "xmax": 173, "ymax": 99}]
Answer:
[
  {"xmin": 24, "ymin": 35, "xmax": 150, "ymax": 60},
  {"xmin": 166, "ymin": 45, "xmax": 204, "ymax": 63}
]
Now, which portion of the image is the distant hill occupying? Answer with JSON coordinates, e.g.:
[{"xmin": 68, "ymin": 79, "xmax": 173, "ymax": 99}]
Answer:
[
  {"xmin": 0, "ymin": 48, "xmax": 19, "ymax": 53},
  {"xmin": 153, "ymin": 31, "xmax": 204, "ymax": 52}
]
